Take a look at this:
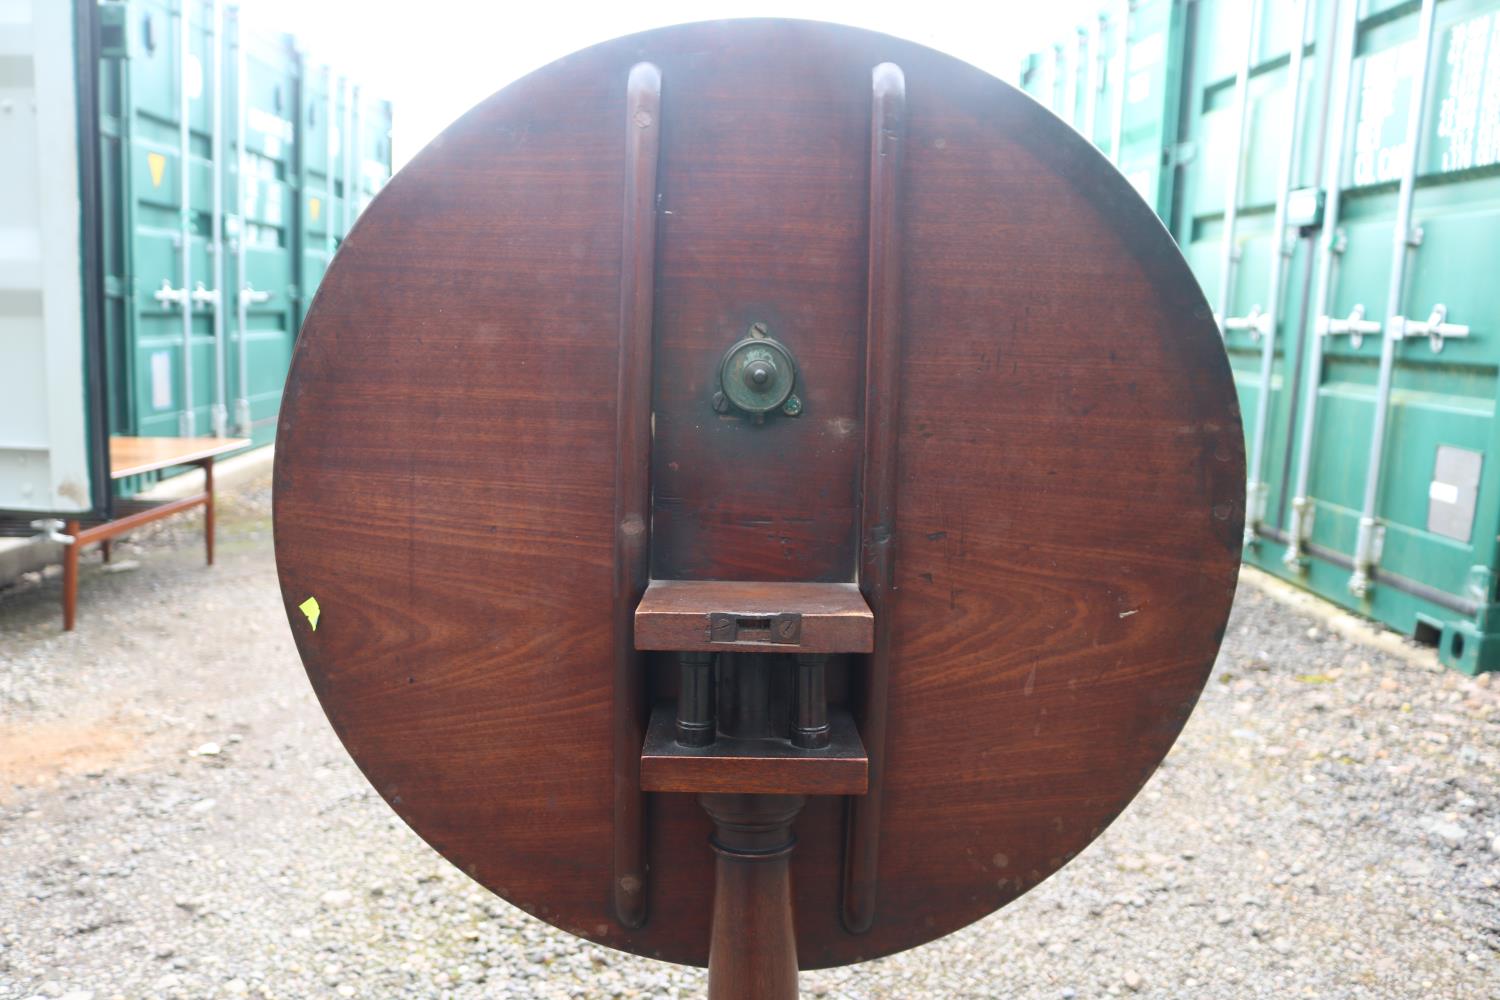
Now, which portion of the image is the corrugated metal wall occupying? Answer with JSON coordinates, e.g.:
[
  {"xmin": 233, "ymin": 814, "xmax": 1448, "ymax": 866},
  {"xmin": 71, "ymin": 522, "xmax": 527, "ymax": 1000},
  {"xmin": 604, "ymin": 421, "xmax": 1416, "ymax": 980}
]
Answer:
[
  {"xmin": 98, "ymin": 0, "xmax": 393, "ymax": 457},
  {"xmin": 0, "ymin": 1, "xmax": 109, "ymax": 516},
  {"xmin": 1022, "ymin": 0, "xmax": 1500, "ymax": 674}
]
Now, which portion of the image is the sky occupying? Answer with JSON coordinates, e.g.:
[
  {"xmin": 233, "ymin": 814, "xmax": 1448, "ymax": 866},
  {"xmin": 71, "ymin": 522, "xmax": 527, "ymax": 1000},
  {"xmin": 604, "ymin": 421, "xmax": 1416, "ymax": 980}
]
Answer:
[{"xmin": 241, "ymin": 0, "xmax": 1101, "ymax": 169}]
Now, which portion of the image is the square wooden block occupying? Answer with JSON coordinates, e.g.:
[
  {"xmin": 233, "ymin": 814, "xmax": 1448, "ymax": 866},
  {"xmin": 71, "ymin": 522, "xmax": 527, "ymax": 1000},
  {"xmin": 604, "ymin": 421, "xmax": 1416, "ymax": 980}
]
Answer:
[
  {"xmin": 634, "ymin": 580, "xmax": 873, "ymax": 653},
  {"xmin": 639, "ymin": 706, "xmax": 868, "ymax": 796}
]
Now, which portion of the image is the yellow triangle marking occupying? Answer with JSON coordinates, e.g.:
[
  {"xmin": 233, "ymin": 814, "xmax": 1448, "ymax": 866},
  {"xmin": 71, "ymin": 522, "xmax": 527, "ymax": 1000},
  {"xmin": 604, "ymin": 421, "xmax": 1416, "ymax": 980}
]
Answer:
[
  {"xmin": 299, "ymin": 595, "xmax": 321, "ymax": 631},
  {"xmin": 147, "ymin": 152, "xmax": 166, "ymax": 188}
]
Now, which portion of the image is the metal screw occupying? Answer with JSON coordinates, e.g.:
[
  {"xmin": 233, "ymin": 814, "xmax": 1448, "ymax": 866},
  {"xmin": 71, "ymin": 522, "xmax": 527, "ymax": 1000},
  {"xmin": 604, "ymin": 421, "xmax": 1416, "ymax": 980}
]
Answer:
[
  {"xmin": 749, "ymin": 322, "xmax": 768, "ymax": 338},
  {"xmin": 782, "ymin": 395, "xmax": 802, "ymax": 417},
  {"xmin": 711, "ymin": 390, "xmax": 730, "ymax": 414},
  {"xmin": 743, "ymin": 359, "xmax": 775, "ymax": 390}
]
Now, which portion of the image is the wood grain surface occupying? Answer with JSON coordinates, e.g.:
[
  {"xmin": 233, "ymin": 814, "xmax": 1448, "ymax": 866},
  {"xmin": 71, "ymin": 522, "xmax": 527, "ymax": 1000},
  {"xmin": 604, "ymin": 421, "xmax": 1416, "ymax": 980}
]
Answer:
[
  {"xmin": 109, "ymin": 436, "xmax": 248, "ymax": 479},
  {"xmin": 274, "ymin": 19, "xmax": 1244, "ymax": 969}
]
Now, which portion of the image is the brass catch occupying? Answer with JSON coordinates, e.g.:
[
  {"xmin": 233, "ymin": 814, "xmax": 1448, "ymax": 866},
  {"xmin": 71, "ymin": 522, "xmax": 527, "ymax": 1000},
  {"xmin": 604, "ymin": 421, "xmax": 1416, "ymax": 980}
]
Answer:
[{"xmin": 707, "ymin": 612, "xmax": 803, "ymax": 645}]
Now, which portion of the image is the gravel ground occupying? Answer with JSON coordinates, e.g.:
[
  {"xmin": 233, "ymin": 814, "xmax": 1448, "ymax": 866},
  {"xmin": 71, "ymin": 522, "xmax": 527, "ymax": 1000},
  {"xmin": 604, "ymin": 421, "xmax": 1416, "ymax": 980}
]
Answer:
[{"xmin": 1, "ymin": 465, "xmax": 1497, "ymax": 1000}]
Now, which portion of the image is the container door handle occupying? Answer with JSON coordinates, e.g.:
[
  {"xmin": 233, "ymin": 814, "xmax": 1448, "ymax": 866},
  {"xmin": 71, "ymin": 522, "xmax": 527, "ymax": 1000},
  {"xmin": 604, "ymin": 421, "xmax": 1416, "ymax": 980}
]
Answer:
[
  {"xmin": 1221, "ymin": 304, "xmax": 1272, "ymax": 341},
  {"xmin": 1316, "ymin": 305, "xmax": 1382, "ymax": 350},
  {"xmin": 1388, "ymin": 304, "xmax": 1469, "ymax": 353},
  {"xmin": 154, "ymin": 279, "xmax": 189, "ymax": 309}
]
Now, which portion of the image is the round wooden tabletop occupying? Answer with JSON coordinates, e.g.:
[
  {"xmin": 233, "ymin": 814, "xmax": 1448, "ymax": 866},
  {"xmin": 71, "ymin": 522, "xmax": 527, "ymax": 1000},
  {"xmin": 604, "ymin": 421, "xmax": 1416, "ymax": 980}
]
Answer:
[{"xmin": 274, "ymin": 19, "xmax": 1244, "ymax": 969}]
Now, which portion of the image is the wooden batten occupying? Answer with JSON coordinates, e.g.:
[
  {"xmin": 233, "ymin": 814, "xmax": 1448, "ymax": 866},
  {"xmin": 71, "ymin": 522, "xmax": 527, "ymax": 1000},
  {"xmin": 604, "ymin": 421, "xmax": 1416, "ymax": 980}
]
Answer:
[
  {"xmin": 611, "ymin": 60, "xmax": 662, "ymax": 930},
  {"xmin": 843, "ymin": 60, "xmax": 907, "ymax": 936}
]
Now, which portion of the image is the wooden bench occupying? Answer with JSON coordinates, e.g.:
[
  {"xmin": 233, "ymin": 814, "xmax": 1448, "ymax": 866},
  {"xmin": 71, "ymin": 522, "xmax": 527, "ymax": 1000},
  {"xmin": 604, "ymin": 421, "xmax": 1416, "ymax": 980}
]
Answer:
[{"xmin": 58, "ymin": 436, "xmax": 249, "ymax": 630}]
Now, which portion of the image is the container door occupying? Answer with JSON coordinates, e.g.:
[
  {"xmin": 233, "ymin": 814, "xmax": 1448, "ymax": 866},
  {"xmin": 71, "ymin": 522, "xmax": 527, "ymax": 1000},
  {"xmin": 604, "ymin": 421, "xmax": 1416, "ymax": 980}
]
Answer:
[
  {"xmin": 1078, "ymin": 9, "xmax": 1117, "ymax": 152},
  {"xmin": 226, "ymin": 16, "xmax": 299, "ymax": 446},
  {"xmin": 1115, "ymin": 0, "xmax": 1187, "ymax": 217},
  {"xmin": 354, "ymin": 96, "xmax": 394, "ymax": 220},
  {"xmin": 1018, "ymin": 51, "xmax": 1046, "ymax": 103},
  {"xmin": 0, "ymin": 0, "xmax": 104, "ymax": 516},
  {"xmin": 1174, "ymin": 0, "xmax": 1334, "ymax": 548},
  {"xmin": 297, "ymin": 62, "xmax": 337, "ymax": 332},
  {"xmin": 1295, "ymin": 0, "xmax": 1500, "ymax": 671},
  {"xmin": 1017, "ymin": 0, "xmax": 1185, "ymax": 221},
  {"xmin": 101, "ymin": 0, "xmax": 219, "ymax": 441}
]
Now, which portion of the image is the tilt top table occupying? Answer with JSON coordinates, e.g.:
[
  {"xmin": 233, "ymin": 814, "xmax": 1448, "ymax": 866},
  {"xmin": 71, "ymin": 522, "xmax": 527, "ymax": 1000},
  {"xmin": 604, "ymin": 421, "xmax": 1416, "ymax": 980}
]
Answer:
[{"xmin": 273, "ymin": 19, "xmax": 1244, "ymax": 998}]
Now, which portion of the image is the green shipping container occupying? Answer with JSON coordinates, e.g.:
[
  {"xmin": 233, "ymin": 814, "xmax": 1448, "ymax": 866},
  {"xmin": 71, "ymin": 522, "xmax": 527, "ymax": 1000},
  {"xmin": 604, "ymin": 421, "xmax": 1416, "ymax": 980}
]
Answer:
[
  {"xmin": 297, "ymin": 60, "xmax": 393, "ymax": 327},
  {"xmin": 1020, "ymin": 0, "xmax": 1500, "ymax": 674},
  {"xmin": 96, "ymin": 0, "xmax": 391, "ymax": 458},
  {"xmin": 1019, "ymin": 0, "xmax": 1188, "ymax": 217}
]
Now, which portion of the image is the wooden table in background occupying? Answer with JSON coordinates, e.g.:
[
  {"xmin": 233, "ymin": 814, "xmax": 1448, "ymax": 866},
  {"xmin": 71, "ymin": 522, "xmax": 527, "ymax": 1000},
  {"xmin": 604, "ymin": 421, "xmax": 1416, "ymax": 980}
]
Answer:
[{"xmin": 59, "ymin": 436, "xmax": 249, "ymax": 631}]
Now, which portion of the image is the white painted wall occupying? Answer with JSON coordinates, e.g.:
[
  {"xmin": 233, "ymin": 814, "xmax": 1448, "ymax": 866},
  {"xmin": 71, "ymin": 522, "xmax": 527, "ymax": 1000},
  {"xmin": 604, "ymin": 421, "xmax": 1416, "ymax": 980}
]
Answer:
[{"xmin": 0, "ymin": 0, "xmax": 91, "ymax": 514}]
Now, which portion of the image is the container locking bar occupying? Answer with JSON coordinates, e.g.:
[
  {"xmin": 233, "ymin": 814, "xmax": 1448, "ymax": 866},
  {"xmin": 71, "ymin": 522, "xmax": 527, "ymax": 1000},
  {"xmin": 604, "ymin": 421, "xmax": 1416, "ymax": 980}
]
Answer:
[
  {"xmin": 1283, "ymin": 0, "xmax": 1363, "ymax": 572},
  {"xmin": 1211, "ymin": 1, "xmax": 1261, "ymax": 338},
  {"xmin": 234, "ymin": 279, "xmax": 273, "ymax": 435},
  {"xmin": 1349, "ymin": 0, "xmax": 1443, "ymax": 601},
  {"xmin": 1241, "ymin": 0, "xmax": 1312, "ymax": 549}
]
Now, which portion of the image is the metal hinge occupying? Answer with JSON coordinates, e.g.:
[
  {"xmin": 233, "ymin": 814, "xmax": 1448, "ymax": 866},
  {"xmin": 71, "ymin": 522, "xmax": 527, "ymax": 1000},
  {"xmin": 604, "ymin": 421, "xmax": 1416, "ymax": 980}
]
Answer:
[
  {"xmin": 1349, "ymin": 518, "xmax": 1386, "ymax": 600},
  {"xmin": 1465, "ymin": 565, "xmax": 1493, "ymax": 605}
]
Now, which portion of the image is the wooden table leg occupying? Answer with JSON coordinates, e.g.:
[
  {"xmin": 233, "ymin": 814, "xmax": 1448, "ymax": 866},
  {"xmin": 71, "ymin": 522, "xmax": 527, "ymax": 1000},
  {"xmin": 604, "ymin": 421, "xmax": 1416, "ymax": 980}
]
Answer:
[
  {"xmin": 100, "ymin": 539, "xmax": 112, "ymax": 563},
  {"xmin": 699, "ymin": 793, "xmax": 806, "ymax": 1000},
  {"xmin": 63, "ymin": 520, "xmax": 81, "ymax": 631},
  {"xmin": 203, "ymin": 457, "xmax": 216, "ymax": 566}
]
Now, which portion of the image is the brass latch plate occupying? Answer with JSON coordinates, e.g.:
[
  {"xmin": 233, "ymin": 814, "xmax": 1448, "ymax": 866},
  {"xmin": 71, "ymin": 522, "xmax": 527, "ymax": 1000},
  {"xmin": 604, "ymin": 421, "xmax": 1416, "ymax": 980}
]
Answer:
[{"xmin": 708, "ymin": 612, "xmax": 802, "ymax": 645}]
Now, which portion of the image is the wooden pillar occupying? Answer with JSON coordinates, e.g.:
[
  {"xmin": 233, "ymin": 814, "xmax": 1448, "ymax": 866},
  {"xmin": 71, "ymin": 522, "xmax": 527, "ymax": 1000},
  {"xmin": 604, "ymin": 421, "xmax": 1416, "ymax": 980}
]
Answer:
[
  {"xmin": 203, "ymin": 458, "xmax": 216, "ymax": 565},
  {"xmin": 62, "ymin": 520, "xmax": 80, "ymax": 631},
  {"xmin": 700, "ymin": 793, "xmax": 806, "ymax": 1000}
]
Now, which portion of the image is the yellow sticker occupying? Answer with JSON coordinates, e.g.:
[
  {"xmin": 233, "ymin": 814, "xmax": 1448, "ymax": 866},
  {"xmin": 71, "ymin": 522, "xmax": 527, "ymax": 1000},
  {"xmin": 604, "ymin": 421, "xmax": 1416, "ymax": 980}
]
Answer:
[
  {"xmin": 309, "ymin": 196, "xmax": 321, "ymax": 222},
  {"xmin": 147, "ymin": 152, "xmax": 166, "ymax": 188},
  {"xmin": 299, "ymin": 596, "xmax": 321, "ymax": 631}
]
